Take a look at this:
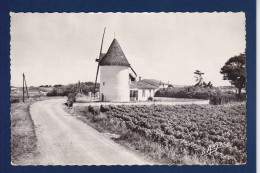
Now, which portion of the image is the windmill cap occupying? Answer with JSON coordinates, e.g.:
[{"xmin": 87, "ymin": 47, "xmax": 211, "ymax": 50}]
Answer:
[{"xmin": 99, "ymin": 39, "xmax": 130, "ymax": 66}]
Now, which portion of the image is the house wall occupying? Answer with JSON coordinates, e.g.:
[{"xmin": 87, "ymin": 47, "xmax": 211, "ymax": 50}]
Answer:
[
  {"xmin": 137, "ymin": 89, "xmax": 155, "ymax": 101},
  {"xmin": 159, "ymin": 84, "xmax": 169, "ymax": 89},
  {"xmin": 100, "ymin": 66, "xmax": 130, "ymax": 102}
]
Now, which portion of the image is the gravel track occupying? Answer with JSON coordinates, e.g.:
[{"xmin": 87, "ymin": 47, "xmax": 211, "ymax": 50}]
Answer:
[{"xmin": 30, "ymin": 98, "xmax": 150, "ymax": 165}]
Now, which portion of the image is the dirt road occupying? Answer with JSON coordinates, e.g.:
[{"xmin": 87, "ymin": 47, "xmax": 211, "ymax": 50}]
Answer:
[{"xmin": 30, "ymin": 99, "xmax": 150, "ymax": 165}]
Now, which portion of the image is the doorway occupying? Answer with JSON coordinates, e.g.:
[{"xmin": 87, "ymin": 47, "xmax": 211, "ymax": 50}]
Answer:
[{"xmin": 102, "ymin": 93, "xmax": 104, "ymax": 102}]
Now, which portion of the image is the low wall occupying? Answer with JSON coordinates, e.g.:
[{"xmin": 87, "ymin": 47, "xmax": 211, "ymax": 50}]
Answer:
[
  {"xmin": 154, "ymin": 97, "xmax": 209, "ymax": 104},
  {"xmin": 74, "ymin": 97, "xmax": 209, "ymax": 107}
]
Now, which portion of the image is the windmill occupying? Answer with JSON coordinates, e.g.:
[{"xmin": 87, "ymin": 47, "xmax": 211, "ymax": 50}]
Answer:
[
  {"xmin": 93, "ymin": 27, "xmax": 106, "ymax": 98},
  {"xmin": 129, "ymin": 64, "xmax": 137, "ymax": 77},
  {"xmin": 93, "ymin": 28, "xmax": 138, "ymax": 101}
]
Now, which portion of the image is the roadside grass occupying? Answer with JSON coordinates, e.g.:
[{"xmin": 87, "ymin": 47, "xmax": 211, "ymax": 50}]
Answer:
[
  {"xmin": 73, "ymin": 103, "xmax": 246, "ymax": 165},
  {"xmin": 10, "ymin": 96, "xmax": 55, "ymax": 165}
]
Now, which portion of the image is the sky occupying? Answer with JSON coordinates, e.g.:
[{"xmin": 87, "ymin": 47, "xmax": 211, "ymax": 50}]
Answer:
[{"xmin": 10, "ymin": 12, "xmax": 246, "ymax": 87}]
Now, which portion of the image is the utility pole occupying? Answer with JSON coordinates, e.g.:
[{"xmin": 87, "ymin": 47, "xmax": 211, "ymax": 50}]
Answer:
[
  {"xmin": 23, "ymin": 73, "xmax": 25, "ymax": 102},
  {"xmin": 22, "ymin": 73, "xmax": 29, "ymax": 102},
  {"xmin": 78, "ymin": 81, "xmax": 82, "ymax": 94},
  {"xmin": 24, "ymin": 76, "xmax": 29, "ymax": 99}
]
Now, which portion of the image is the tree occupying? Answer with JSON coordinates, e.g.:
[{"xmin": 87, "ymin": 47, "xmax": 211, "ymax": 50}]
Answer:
[
  {"xmin": 206, "ymin": 81, "xmax": 213, "ymax": 88},
  {"xmin": 220, "ymin": 53, "xmax": 246, "ymax": 98},
  {"xmin": 168, "ymin": 84, "xmax": 173, "ymax": 88},
  {"xmin": 194, "ymin": 70, "xmax": 204, "ymax": 87}
]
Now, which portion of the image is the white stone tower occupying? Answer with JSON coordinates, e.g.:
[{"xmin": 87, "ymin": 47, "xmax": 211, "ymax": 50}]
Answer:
[{"xmin": 97, "ymin": 39, "xmax": 130, "ymax": 102}]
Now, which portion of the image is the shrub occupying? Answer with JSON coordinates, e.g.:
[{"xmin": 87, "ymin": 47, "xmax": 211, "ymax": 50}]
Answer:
[
  {"xmin": 148, "ymin": 96, "xmax": 153, "ymax": 101},
  {"xmin": 100, "ymin": 105, "xmax": 110, "ymax": 112},
  {"xmin": 10, "ymin": 98, "xmax": 19, "ymax": 103},
  {"xmin": 210, "ymin": 93, "xmax": 246, "ymax": 105},
  {"xmin": 46, "ymin": 88, "xmax": 69, "ymax": 96},
  {"xmin": 46, "ymin": 82, "xmax": 100, "ymax": 97},
  {"xmin": 67, "ymin": 93, "xmax": 76, "ymax": 102},
  {"xmin": 88, "ymin": 105, "xmax": 100, "ymax": 115},
  {"xmin": 155, "ymin": 86, "xmax": 246, "ymax": 105},
  {"xmin": 54, "ymin": 84, "xmax": 63, "ymax": 87},
  {"xmin": 88, "ymin": 105, "xmax": 95, "ymax": 113}
]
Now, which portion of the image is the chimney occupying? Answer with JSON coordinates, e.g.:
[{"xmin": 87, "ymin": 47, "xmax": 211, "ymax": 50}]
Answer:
[{"xmin": 139, "ymin": 76, "xmax": 141, "ymax": 81}]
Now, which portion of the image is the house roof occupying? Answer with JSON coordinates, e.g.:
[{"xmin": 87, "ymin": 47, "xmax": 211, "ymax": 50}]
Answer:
[
  {"xmin": 130, "ymin": 81, "xmax": 158, "ymax": 89},
  {"xmin": 141, "ymin": 79, "xmax": 168, "ymax": 87},
  {"xmin": 99, "ymin": 39, "xmax": 130, "ymax": 66}
]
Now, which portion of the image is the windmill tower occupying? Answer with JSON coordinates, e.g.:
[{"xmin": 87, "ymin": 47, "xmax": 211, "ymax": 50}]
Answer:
[{"xmin": 94, "ymin": 30, "xmax": 136, "ymax": 102}]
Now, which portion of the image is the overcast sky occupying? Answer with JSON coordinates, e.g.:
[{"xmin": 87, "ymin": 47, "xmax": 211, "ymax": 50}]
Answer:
[{"xmin": 10, "ymin": 12, "xmax": 245, "ymax": 87}]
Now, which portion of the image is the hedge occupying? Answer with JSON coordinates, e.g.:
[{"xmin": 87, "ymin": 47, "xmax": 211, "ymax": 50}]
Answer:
[{"xmin": 155, "ymin": 86, "xmax": 246, "ymax": 105}]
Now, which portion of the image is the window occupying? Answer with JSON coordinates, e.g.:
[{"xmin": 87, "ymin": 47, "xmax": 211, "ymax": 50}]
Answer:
[
  {"xmin": 103, "ymin": 82, "xmax": 105, "ymax": 86},
  {"xmin": 130, "ymin": 91, "xmax": 134, "ymax": 97},
  {"xmin": 142, "ymin": 90, "xmax": 145, "ymax": 97}
]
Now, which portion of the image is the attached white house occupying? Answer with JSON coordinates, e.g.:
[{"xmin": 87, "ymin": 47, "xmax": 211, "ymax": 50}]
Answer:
[
  {"xmin": 129, "ymin": 78, "xmax": 169, "ymax": 101},
  {"xmin": 130, "ymin": 80, "xmax": 158, "ymax": 101},
  {"xmin": 141, "ymin": 79, "xmax": 169, "ymax": 89}
]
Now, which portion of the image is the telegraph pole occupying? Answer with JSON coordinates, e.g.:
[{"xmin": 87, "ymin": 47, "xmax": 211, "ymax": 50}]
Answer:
[
  {"xmin": 22, "ymin": 73, "xmax": 25, "ymax": 102},
  {"xmin": 24, "ymin": 75, "xmax": 29, "ymax": 98},
  {"xmin": 22, "ymin": 73, "xmax": 29, "ymax": 102},
  {"xmin": 78, "ymin": 81, "xmax": 82, "ymax": 94}
]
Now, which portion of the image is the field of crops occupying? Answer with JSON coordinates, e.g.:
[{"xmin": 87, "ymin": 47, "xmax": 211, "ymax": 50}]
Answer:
[{"xmin": 79, "ymin": 103, "xmax": 246, "ymax": 165}]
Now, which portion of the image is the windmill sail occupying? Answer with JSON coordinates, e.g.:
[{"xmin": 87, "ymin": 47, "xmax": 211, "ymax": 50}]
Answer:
[
  {"xmin": 130, "ymin": 65, "xmax": 137, "ymax": 76},
  {"xmin": 94, "ymin": 27, "xmax": 106, "ymax": 96}
]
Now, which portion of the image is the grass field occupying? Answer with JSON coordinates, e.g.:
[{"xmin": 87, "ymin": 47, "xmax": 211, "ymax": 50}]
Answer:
[
  {"xmin": 74, "ymin": 103, "xmax": 246, "ymax": 165},
  {"xmin": 10, "ymin": 94, "xmax": 54, "ymax": 165},
  {"xmin": 11, "ymin": 98, "xmax": 40, "ymax": 164}
]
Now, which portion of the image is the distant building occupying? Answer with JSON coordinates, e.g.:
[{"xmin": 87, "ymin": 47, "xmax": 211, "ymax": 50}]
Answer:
[{"xmin": 130, "ymin": 78, "xmax": 168, "ymax": 101}]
